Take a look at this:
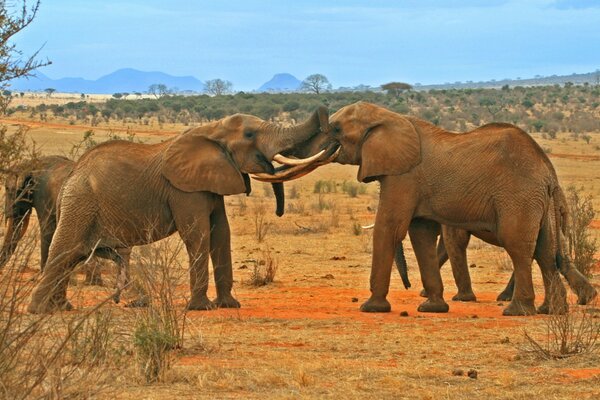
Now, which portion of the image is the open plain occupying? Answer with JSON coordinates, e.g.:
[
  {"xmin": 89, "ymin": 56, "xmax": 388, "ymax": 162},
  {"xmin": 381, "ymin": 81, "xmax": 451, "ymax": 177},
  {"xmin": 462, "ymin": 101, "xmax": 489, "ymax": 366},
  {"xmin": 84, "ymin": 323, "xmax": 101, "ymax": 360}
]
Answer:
[{"xmin": 1, "ymin": 107, "xmax": 599, "ymax": 399}]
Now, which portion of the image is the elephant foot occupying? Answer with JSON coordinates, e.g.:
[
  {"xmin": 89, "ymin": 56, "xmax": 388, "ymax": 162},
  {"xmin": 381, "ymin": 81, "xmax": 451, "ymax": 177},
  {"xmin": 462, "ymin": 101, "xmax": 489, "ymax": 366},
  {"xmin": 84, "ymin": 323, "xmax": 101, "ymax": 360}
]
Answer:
[
  {"xmin": 452, "ymin": 291, "xmax": 477, "ymax": 302},
  {"xmin": 28, "ymin": 297, "xmax": 73, "ymax": 314},
  {"xmin": 417, "ymin": 298, "xmax": 449, "ymax": 313},
  {"xmin": 419, "ymin": 288, "xmax": 428, "ymax": 298},
  {"xmin": 125, "ymin": 295, "xmax": 150, "ymax": 308},
  {"xmin": 537, "ymin": 301, "xmax": 568, "ymax": 315},
  {"xmin": 360, "ymin": 296, "xmax": 391, "ymax": 313},
  {"xmin": 502, "ymin": 298, "xmax": 536, "ymax": 316},
  {"xmin": 576, "ymin": 285, "xmax": 597, "ymax": 305},
  {"xmin": 496, "ymin": 291, "xmax": 513, "ymax": 302},
  {"xmin": 186, "ymin": 297, "xmax": 216, "ymax": 311},
  {"xmin": 214, "ymin": 295, "xmax": 241, "ymax": 309}
]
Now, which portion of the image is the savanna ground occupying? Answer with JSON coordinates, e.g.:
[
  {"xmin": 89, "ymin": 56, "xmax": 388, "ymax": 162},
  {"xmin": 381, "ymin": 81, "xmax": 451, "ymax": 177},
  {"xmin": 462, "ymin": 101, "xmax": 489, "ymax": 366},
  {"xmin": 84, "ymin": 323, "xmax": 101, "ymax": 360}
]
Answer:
[{"xmin": 1, "ymin": 95, "xmax": 599, "ymax": 399}]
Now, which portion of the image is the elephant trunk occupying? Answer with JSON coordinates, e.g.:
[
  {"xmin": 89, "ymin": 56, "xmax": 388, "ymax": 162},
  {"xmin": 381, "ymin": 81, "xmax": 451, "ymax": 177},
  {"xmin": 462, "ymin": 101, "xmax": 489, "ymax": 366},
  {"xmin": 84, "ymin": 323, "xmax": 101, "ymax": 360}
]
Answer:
[
  {"xmin": 261, "ymin": 106, "xmax": 329, "ymax": 160},
  {"xmin": 271, "ymin": 182, "xmax": 285, "ymax": 217},
  {"xmin": 0, "ymin": 210, "xmax": 32, "ymax": 270}
]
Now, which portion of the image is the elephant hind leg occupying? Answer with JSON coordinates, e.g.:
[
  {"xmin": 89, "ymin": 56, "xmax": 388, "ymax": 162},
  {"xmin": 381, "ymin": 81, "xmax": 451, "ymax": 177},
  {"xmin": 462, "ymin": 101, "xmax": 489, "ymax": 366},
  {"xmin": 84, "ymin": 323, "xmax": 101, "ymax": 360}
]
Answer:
[
  {"xmin": 535, "ymin": 221, "xmax": 568, "ymax": 315},
  {"xmin": 27, "ymin": 244, "xmax": 88, "ymax": 313}
]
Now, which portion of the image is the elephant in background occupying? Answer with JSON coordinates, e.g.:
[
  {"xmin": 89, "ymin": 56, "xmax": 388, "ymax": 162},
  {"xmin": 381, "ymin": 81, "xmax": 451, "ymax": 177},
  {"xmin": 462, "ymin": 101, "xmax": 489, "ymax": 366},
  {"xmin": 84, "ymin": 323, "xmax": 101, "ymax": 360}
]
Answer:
[
  {"xmin": 257, "ymin": 101, "xmax": 597, "ymax": 315},
  {"xmin": 414, "ymin": 217, "xmax": 596, "ymax": 305},
  {"xmin": 0, "ymin": 156, "xmax": 129, "ymax": 285},
  {"xmin": 28, "ymin": 108, "xmax": 328, "ymax": 313}
]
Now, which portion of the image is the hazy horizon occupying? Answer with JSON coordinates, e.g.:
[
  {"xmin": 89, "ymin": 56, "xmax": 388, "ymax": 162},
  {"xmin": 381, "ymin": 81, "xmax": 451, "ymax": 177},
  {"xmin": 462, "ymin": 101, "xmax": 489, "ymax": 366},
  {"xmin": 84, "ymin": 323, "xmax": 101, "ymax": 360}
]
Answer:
[{"xmin": 13, "ymin": 0, "xmax": 600, "ymax": 91}]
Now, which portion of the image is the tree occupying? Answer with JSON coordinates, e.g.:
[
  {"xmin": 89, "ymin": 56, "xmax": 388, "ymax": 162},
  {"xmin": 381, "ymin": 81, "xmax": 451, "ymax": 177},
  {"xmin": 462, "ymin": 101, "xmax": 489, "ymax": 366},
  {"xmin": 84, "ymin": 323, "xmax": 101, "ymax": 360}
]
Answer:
[
  {"xmin": 112, "ymin": 93, "xmax": 123, "ymax": 99},
  {"xmin": 381, "ymin": 82, "xmax": 412, "ymax": 99},
  {"xmin": 301, "ymin": 74, "xmax": 331, "ymax": 94},
  {"xmin": 147, "ymin": 83, "xmax": 171, "ymax": 99},
  {"xmin": 0, "ymin": 1, "xmax": 51, "ymax": 112},
  {"xmin": 204, "ymin": 79, "xmax": 233, "ymax": 96},
  {"xmin": 44, "ymin": 88, "xmax": 56, "ymax": 97}
]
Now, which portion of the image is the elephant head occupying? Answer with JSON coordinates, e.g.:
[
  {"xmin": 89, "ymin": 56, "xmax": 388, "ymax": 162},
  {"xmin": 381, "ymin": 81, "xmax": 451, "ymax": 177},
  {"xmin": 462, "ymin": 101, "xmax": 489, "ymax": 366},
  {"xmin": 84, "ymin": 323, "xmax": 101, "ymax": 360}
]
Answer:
[
  {"xmin": 0, "ymin": 167, "xmax": 35, "ymax": 269},
  {"xmin": 161, "ymin": 107, "xmax": 329, "ymax": 215},
  {"xmin": 252, "ymin": 101, "xmax": 421, "ymax": 183}
]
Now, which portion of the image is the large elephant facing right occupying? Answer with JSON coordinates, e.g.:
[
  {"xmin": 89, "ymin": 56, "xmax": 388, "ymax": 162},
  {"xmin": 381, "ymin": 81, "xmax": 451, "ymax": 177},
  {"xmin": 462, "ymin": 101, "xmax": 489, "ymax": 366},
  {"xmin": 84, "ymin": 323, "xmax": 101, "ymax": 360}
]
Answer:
[{"xmin": 257, "ymin": 102, "xmax": 597, "ymax": 316}]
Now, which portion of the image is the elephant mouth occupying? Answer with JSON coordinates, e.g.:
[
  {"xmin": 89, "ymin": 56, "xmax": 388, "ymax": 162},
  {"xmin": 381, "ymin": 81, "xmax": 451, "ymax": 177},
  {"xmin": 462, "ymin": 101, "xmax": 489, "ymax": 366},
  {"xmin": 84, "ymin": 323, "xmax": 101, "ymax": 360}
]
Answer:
[{"xmin": 252, "ymin": 143, "xmax": 340, "ymax": 183}]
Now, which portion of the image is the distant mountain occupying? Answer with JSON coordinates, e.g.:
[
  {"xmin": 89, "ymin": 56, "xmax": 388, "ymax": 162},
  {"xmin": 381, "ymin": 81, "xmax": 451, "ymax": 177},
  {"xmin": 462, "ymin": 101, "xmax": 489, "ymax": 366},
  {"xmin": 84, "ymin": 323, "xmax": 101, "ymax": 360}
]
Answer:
[
  {"xmin": 8, "ymin": 68, "xmax": 204, "ymax": 94},
  {"xmin": 258, "ymin": 73, "xmax": 302, "ymax": 92}
]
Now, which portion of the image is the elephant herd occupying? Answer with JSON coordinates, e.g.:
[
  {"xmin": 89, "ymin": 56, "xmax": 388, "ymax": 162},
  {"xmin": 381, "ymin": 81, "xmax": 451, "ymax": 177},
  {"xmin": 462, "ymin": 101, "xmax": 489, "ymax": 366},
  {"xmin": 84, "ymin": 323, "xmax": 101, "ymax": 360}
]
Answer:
[{"xmin": 1, "ymin": 101, "xmax": 596, "ymax": 316}]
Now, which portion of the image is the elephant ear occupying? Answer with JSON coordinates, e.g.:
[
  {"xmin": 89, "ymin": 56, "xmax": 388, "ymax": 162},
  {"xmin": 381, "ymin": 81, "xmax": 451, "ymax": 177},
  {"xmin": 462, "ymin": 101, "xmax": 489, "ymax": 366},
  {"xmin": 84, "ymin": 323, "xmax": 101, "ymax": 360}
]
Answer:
[
  {"xmin": 162, "ymin": 134, "xmax": 246, "ymax": 195},
  {"xmin": 357, "ymin": 118, "xmax": 421, "ymax": 183}
]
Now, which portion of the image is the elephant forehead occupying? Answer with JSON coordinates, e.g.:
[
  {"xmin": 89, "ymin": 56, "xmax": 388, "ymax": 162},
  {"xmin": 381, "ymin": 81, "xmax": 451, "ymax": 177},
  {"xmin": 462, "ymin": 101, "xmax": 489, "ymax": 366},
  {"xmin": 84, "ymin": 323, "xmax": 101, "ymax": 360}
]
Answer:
[{"xmin": 224, "ymin": 114, "xmax": 264, "ymax": 129}]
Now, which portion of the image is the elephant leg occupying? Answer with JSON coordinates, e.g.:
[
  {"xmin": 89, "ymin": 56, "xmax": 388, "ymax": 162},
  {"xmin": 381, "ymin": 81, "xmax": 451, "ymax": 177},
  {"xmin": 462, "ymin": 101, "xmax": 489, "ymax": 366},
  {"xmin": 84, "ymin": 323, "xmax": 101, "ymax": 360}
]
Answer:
[
  {"xmin": 39, "ymin": 227, "xmax": 54, "ymax": 273},
  {"xmin": 27, "ymin": 242, "xmax": 88, "ymax": 313},
  {"xmin": 499, "ymin": 216, "xmax": 538, "ymax": 316},
  {"xmin": 410, "ymin": 219, "xmax": 449, "ymax": 313},
  {"xmin": 443, "ymin": 227, "xmax": 476, "ymax": 302},
  {"xmin": 360, "ymin": 178, "xmax": 416, "ymax": 313},
  {"xmin": 210, "ymin": 197, "xmax": 240, "ymax": 309},
  {"xmin": 496, "ymin": 273, "xmax": 515, "ymax": 301},
  {"xmin": 562, "ymin": 266, "xmax": 597, "ymax": 305}
]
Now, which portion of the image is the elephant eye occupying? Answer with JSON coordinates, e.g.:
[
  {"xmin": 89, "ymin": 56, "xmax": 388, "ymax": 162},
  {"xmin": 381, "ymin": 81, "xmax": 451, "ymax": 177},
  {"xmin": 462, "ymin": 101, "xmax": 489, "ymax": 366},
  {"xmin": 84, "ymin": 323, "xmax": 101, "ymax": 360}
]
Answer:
[{"xmin": 244, "ymin": 131, "xmax": 255, "ymax": 139}]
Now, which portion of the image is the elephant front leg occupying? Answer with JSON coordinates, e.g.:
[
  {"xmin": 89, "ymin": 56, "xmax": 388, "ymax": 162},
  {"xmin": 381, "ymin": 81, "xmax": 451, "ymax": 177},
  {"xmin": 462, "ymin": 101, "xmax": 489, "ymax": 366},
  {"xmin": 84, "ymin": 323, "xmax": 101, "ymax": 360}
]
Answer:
[
  {"xmin": 410, "ymin": 219, "xmax": 449, "ymax": 313},
  {"xmin": 210, "ymin": 199, "xmax": 240, "ymax": 309},
  {"xmin": 361, "ymin": 221, "xmax": 395, "ymax": 312}
]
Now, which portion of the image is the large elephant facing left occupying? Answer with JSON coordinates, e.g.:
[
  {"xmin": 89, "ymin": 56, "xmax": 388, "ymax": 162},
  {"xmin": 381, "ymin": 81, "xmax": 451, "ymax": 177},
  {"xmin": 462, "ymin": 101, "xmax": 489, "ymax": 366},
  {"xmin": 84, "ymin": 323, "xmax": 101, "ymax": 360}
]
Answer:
[{"xmin": 28, "ymin": 108, "xmax": 328, "ymax": 314}]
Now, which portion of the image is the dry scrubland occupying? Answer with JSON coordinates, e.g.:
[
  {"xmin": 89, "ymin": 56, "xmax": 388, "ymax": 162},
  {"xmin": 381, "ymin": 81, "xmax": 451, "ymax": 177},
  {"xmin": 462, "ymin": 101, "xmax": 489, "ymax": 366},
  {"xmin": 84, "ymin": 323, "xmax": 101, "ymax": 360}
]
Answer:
[{"xmin": 0, "ymin": 99, "xmax": 599, "ymax": 399}]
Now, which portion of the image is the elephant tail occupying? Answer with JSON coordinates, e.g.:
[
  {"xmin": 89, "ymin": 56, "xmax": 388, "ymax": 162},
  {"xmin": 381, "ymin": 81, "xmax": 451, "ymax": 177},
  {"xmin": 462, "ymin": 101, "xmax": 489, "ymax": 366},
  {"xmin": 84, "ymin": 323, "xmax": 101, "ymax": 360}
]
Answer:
[
  {"xmin": 552, "ymin": 185, "xmax": 569, "ymax": 272},
  {"xmin": 395, "ymin": 241, "xmax": 411, "ymax": 289}
]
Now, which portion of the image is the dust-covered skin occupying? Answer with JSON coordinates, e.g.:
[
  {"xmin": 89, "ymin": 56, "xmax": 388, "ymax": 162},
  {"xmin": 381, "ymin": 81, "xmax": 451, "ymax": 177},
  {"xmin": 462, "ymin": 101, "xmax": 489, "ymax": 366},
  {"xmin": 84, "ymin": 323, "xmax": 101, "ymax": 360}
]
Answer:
[
  {"xmin": 281, "ymin": 101, "xmax": 596, "ymax": 315},
  {"xmin": 27, "ymin": 109, "xmax": 328, "ymax": 313}
]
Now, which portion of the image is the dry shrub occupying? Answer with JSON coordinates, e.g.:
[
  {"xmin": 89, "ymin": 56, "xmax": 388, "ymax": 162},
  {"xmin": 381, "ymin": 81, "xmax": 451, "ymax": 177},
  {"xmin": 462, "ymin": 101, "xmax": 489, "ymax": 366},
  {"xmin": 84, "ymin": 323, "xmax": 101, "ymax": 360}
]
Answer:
[
  {"xmin": 0, "ymin": 232, "xmax": 122, "ymax": 399},
  {"xmin": 130, "ymin": 237, "xmax": 189, "ymax": 383},
  {"xmin": 248, "ymin": 248, "xmax": 278, "ymax": 287},
  {"xmin": 351, "ymin": 221, "xmax": 362, "ymax": 236},
  {"xmin": 288, "ymin": 184, "xmax": 300, "ymax": 199},
  {"xmin": 495, "ymin": 253, "xmax": 513, "ymax": 272},
  {"xmin": 286, "ymin": 199, "xmax": 306, "ymax": 215},
  {"xmin": 566, "ymin": 186, "xmax": 597, "ymax": 277},
  {"xmin": 252, "ymin": 200, "xmax": 271, "ymax": 243},
  {"xmin": 341, "ymin": 180, "xmax": 368, "ymax": 197},
  {"xmin": 522, "ymin": 300, "xmax": 599, "ymax": 360}
]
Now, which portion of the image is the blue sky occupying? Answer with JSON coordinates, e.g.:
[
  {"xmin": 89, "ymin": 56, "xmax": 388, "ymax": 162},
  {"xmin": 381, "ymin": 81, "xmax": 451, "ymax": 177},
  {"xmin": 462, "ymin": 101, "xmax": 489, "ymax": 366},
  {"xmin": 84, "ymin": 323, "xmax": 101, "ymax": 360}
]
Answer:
[{"xmin": 12, "ymin": 0, "xmax": 600, "ymax": 90}]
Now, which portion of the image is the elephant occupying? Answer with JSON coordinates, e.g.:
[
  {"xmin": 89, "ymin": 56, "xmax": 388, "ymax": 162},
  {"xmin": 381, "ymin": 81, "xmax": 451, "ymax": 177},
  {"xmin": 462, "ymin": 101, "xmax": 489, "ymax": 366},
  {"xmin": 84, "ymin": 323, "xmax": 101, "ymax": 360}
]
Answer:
[
  {"xmin": 27, "ymin": 108, "xmax": 328, "ymax": 313},
  {"xmin": 413, "ymin": 220, "xmax": 596, "ymax": 305},
  {"xmin": 255, "ymin": 101, "xmax": 597, "ymax": 316},
  {"xmin": 1, "ymin": 155, "xmax": 131, "ymax": 286}
]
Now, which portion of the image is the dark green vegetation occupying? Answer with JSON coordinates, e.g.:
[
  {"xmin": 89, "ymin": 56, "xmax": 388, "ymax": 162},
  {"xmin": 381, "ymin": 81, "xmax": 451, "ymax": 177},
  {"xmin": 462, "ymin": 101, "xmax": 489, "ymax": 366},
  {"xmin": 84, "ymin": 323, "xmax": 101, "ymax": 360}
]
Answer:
[{"xmin": 13, "ymin": 83, "xmax": 600, "ymax": 134}]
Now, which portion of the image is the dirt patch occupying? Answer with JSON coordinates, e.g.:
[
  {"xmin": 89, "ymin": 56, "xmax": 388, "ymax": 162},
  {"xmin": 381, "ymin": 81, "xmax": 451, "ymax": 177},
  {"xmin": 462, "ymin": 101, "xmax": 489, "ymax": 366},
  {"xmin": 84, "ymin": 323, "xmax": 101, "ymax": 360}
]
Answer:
[{"xmin": 560, "ymin": 368, "xmax": 600, "ymax": 381}]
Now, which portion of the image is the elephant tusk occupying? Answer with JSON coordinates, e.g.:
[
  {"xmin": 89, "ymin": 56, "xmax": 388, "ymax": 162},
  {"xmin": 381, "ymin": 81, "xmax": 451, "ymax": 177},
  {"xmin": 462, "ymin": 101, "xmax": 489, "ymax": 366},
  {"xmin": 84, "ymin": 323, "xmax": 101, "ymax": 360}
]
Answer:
[
  {"xmin": 273, "ymin": 149, "xmax": 326, "ymax": 166},
  {"xmin": 361, "ymin": 223, "xmax": 375, "ymax": 229},
  {"xmin": 252, "ymin": 147, "xmax": 340, "ymax": 183}
]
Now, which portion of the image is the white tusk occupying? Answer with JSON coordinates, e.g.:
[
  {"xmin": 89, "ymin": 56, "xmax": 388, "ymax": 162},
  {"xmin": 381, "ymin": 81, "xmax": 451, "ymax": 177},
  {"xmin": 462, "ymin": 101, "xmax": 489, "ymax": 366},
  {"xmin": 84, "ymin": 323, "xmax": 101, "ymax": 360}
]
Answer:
[
  {"xmin": 361, "ymin": 224, "xmax": 375, "ymax": 229},
  {"xmin": 252, "ymin": 147, "xmax": 341, "ymax": 183},
  {"xmin": 273, "ymin": 149, "xmax": 326, "ymax": 166}
]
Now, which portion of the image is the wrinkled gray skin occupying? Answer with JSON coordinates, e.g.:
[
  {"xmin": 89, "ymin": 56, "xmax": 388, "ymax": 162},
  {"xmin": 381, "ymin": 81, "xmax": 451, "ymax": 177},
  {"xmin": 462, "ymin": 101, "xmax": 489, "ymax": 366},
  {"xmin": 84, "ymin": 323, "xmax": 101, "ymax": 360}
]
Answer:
[
  {"xmin": 276, "ymin": 102, "xmax": 597, "ymax": 316},
  {"xmin": 28, "ymin": 109, "xmax": 327, "ymax": 314},
  {"xmin": 1, "ymin": 156, "xmax": 130, "ymax": 287}
]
